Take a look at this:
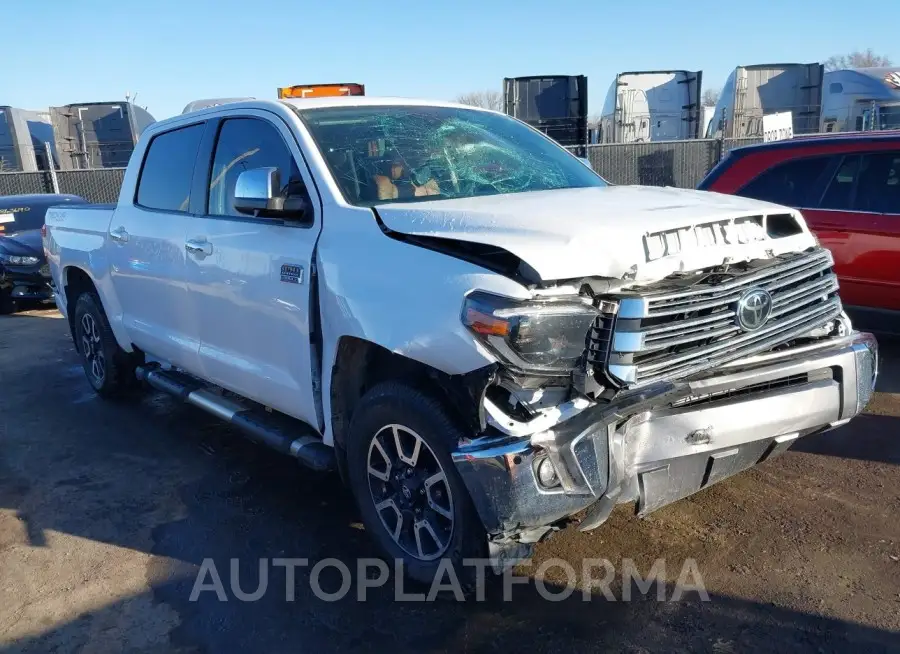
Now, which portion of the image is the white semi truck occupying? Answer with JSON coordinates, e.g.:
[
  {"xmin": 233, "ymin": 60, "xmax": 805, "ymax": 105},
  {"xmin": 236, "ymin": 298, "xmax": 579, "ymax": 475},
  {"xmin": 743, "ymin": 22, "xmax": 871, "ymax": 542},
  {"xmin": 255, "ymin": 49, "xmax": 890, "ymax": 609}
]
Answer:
[
  {"xmin": 706, "ymin": 63, "xmax": 824, "ymax": 139},
  {"xmin": 600, "ymin": 70, "xmax": 703, "ymax": 143},
  {"xmin": 820, "ymin": 67, "xmax": 900, "ymax": 133}
]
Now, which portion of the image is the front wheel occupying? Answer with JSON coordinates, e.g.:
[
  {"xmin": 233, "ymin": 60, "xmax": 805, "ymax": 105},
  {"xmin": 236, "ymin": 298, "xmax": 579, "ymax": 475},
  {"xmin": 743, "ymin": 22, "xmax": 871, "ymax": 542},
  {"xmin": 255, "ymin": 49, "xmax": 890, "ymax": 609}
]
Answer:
[
  {"xmin": 346, "ymin": 382, "xmax": 486, "ymax": 590},
  {"xmin": 73, "ymin": 292, "xmax": 137, "ymax": 398}
]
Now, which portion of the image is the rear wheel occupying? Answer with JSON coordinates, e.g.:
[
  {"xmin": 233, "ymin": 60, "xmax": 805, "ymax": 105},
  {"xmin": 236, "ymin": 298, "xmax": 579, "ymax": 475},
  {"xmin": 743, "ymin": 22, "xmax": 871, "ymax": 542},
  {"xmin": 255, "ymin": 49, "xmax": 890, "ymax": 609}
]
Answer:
[
  {"xmin": 346, "ymin": 382, "xmax": 486, "ymax": 590},
  {"xmin": 73, "ymin": 292, "xmax": 137, "ymax": 398}
]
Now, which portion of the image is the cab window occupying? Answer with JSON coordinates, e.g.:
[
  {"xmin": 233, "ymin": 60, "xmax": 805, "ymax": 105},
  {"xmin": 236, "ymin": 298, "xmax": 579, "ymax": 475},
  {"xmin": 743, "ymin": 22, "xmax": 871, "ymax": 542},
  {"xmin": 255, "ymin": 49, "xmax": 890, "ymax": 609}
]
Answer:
[
  {"xmin": 136, "ymin": 123, "xmax": 205, "ymax": 212},
  {"xmin": 736, "ymin": 156, "xmax": 830, "ymax": 206},
  {"xmin": 207, "ymin": 118, "xmax": 306, "ymax": 218}
]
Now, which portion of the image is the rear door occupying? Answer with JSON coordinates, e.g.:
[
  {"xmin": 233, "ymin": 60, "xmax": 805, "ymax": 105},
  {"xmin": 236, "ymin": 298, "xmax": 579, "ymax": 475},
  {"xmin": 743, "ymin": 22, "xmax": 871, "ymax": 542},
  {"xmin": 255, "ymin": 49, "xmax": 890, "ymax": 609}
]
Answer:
[
  {"xmin": 804, "ymin": 152, "xmax": 900, "ymax": 311},
  {"xmin": 107, "ymin": 122, "xmax": 204, "ymax": 372},
  {"xmin": 185, "ymin": 111, "xmax": 323, "ymax": 428}
]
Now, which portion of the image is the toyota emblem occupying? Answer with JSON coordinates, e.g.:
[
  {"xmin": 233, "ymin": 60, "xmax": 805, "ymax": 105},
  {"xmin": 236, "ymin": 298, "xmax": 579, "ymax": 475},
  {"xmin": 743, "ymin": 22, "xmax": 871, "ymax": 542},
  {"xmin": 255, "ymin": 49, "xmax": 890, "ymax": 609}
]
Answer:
[{"xmin": 736, "ymin": 288, "xmax": 773, "ymax": 332}]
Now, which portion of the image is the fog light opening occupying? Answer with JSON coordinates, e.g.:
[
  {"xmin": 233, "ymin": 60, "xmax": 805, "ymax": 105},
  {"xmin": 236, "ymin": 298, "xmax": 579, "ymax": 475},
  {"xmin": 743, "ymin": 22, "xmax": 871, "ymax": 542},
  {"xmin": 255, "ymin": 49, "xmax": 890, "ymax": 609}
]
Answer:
[{"xmin": 535, "ymin": 456, "xmax": 561, "ymax": 489}]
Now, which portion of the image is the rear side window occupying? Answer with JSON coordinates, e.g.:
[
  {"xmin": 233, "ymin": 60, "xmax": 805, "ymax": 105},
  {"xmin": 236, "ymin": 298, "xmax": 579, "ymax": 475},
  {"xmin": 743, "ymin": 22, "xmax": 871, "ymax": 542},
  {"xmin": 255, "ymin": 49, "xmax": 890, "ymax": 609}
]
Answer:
[
  {"xmin": 848, "ymin": 153, "xmax": 900, "ymax": 214},
  {"xmin": 736, "ymin": 156, "xmax": 831, "ymax": 206},
  {"xmin": 819, "ymin": 156, "xmax": 860, "ymax": 210},
  {"xmin": 136, "ymin": 123, "xmax": 205, "ymax": 212}
]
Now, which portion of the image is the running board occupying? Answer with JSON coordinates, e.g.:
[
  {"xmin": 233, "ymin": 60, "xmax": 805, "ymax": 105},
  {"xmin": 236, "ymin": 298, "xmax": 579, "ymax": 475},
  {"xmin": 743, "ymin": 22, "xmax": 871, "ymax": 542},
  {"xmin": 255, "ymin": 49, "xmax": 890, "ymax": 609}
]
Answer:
[{"xmin": 136, "ymin": 366, "xmax": 335, "ymax": 472}]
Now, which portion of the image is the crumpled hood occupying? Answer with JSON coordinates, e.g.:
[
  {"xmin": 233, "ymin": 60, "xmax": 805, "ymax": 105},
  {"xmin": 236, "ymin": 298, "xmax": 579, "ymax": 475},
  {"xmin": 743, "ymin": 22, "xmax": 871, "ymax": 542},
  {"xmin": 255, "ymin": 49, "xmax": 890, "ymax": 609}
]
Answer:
[
  {"xmin": 0, "ymin": 230, "xmax": 43, "ymax": 257},
  {"xmin": 375, "ymin": 185, "xmax": 817, "ymax": 284}
]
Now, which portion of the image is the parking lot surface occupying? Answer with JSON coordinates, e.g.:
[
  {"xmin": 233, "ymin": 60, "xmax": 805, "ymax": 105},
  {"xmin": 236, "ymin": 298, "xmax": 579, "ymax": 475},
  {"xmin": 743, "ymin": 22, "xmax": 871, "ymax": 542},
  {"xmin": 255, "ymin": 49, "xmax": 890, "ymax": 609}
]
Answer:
[{"xmin": 1, "ymin": 308, "xmax": 899, "ymax": 653}]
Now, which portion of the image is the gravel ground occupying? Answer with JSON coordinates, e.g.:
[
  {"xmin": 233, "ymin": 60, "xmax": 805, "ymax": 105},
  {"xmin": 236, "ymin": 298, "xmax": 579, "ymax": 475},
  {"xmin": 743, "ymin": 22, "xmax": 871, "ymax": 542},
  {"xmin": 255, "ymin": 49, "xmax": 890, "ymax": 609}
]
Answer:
[{"xmin": 1, "ymin": 308, "xmax": 898, "ymax": 653}]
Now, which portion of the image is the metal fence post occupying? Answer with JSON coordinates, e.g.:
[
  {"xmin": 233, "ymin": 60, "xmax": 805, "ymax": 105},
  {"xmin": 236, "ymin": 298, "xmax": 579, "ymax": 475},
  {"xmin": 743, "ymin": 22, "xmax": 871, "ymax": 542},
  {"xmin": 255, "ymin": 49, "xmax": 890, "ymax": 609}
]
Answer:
[{"xmin": 45, "ymin": 142, "xmax": 60, "ymax": 194}]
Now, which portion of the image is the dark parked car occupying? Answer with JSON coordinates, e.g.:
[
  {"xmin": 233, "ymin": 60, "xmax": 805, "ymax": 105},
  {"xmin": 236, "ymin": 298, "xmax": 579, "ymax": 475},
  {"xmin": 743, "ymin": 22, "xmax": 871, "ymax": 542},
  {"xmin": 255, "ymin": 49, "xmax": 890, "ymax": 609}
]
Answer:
[
  {"xmin": 0, "ymin": 194, "xmax": 86, "ymax": 313},
  {"xmin": 699, "ymin": 132, "xmax": 900, "ymax": 332}
]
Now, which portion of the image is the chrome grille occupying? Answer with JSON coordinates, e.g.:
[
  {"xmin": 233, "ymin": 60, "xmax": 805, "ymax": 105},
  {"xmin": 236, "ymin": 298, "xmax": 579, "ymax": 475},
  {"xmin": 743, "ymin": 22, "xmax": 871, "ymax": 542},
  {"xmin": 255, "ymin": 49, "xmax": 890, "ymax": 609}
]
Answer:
[{"xmin": 598, "ymin": 249, "xmax": 842, "ymax": 386}]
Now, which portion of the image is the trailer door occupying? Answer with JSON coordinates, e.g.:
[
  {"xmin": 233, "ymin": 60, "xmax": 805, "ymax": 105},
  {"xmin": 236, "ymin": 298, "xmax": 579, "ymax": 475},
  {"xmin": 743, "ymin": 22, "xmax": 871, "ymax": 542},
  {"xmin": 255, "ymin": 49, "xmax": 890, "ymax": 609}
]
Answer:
[{"xmin": 681, "ymin": 71, "xmax": 702, "ymax": 138}]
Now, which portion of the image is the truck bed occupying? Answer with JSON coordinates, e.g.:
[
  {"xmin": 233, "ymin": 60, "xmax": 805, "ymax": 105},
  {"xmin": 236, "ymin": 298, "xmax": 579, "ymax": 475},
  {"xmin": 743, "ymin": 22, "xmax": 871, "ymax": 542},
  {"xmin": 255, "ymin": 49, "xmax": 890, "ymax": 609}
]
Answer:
[
  {"xmin": 46, "ymin": 203, "xmax": 116, "ymax": 231},
  {"xmin": 44, "ymin": 203, "xmax": 117, "ymax": 315}
]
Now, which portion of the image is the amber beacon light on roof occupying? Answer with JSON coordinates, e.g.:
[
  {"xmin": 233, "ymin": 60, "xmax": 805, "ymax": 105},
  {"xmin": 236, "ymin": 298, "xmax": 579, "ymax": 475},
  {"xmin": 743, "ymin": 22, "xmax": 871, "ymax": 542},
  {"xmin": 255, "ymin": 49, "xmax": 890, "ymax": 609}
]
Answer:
[{"xmin": 277, "ymin": 83, "xmax": 365, "ymax": 99}]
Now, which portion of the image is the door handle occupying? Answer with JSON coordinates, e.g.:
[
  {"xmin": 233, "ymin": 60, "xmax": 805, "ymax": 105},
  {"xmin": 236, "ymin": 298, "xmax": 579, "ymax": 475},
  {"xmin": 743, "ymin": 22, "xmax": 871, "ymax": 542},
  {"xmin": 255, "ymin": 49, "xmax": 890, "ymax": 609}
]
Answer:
[
  {"xmin": 109, "ymin": 226, "xmax": 128, "ymax": 243},
  {"xmin": 185, "ymin": 239, "xmax": 213, "ymax": 256}
]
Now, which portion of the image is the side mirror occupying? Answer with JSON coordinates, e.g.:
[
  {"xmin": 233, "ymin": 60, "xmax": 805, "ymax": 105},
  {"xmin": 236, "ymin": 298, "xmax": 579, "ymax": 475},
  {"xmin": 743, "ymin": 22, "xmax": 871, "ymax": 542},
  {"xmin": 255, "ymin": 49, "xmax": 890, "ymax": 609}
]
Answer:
[{"xmin": 234, "ymin": 167, "xmax": 307, "ymax": 219}]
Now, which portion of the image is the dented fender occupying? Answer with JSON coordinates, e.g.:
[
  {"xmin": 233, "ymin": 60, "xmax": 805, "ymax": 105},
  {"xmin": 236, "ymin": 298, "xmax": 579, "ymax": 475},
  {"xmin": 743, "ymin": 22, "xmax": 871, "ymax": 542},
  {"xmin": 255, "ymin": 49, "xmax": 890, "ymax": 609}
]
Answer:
[{"xmin": 315, "ymin": 203, "xmax": 531, "ymax": 446}]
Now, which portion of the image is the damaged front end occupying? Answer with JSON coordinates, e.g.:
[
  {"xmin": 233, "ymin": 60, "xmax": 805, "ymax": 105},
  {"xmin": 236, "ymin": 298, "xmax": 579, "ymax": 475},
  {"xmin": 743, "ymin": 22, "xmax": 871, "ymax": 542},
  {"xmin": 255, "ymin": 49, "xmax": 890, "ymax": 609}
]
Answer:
[{"xmin": 451, "ymin": 247, "xmax": 879, "ymax": 567}]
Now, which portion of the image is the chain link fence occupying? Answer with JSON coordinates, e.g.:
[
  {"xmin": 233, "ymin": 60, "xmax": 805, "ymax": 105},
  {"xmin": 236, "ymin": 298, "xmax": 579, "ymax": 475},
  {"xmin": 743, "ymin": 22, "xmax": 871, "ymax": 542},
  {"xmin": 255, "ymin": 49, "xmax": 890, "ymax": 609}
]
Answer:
[
  {"xmin": 568, "ymin": 137, "xmax": 765, "ymax": 186},
  {"xmin": 0, "ymin": 168, "xmax": 124, "ymax": 203},
  {"xmin": 0, "ymin": 171, "xmax": 54, "ymax": 196},
  {"xmin": 581, "ymin": 140, "xmax": 719, "ymax": 187},
  {"xmin": 57, "ymin": 169, "xmax": 125, "ymax": 203},
  {"xmin": 0, "ymin": 136, "xmax": 771, "ymax": 202}
]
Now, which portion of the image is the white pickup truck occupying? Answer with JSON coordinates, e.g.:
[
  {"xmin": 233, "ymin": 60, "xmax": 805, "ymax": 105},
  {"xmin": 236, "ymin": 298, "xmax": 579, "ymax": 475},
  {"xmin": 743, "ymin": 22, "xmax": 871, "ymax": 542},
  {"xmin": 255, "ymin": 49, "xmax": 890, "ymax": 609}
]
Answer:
[{"xmin": 44, "ymin": 97, "xmax": 877, "ymax": 584}]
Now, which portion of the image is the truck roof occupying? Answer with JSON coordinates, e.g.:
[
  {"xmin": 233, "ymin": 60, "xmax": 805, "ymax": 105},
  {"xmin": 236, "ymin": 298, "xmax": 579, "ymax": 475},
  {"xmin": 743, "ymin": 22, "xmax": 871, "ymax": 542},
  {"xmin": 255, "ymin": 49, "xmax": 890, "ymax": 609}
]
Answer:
[
  {"xmin": 176, "ymin": 96, "xmax": 475, "ymax": 118},
  {"xmin": 282, "ymin": 96, "xmax": 478, "ymax": 110},
  {"xmin": 160, "ymin": 96, "xmax": 489, "ymax": 129},
  {"xmin": 848, "ymin": 66, "xmax": 900, "ymax": 81}
]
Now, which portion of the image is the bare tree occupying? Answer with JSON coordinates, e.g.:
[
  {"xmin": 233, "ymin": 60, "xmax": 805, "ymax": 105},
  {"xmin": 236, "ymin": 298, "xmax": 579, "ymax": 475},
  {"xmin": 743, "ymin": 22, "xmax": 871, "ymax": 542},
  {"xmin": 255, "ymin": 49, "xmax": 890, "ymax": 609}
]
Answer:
[
  {"xmin": 702, "ymin": 88, "xmax": 720, "ymax": 107},
  {"xmin": 825, "ymin": 49, "xmax": 893, "ymax": 71},
  {"xmin": 456, "ymin": 90, "xmax": 503, "ymax": 111}
]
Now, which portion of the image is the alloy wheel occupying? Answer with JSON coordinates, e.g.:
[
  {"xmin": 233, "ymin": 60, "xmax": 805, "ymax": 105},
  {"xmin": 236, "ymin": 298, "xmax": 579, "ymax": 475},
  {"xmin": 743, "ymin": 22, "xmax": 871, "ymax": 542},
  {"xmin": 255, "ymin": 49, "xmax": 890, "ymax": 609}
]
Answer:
[
  {"xmin": 80, "ymin": 313, "xmax": 106, "ymax": 385},
  {"xmin": 366, "ymin": 424, "xmax": 454, "ymax": 561}
]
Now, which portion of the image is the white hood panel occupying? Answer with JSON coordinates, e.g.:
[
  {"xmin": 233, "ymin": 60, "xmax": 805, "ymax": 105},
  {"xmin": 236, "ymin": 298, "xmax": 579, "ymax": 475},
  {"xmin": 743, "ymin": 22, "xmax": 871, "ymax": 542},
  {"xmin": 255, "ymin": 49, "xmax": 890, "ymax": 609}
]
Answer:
[{"xmin": 375, "ymin": 186, "xmax": 817, "ymax": 285}]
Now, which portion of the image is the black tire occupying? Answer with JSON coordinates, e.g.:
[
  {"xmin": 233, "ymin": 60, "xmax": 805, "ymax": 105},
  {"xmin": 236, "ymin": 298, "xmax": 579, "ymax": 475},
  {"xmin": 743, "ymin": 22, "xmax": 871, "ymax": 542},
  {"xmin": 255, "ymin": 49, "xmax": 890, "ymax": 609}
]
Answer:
[
  {"xmin": 346, "ymin": 381, "xmax": 487, "ymax": 591},
  {"xmin": 73, "ymin": 292, "xmax": 137, "ymax": 398},
  {"xmin": 0, "ymin": 291, "xmax": 16, "ymax": 315}
]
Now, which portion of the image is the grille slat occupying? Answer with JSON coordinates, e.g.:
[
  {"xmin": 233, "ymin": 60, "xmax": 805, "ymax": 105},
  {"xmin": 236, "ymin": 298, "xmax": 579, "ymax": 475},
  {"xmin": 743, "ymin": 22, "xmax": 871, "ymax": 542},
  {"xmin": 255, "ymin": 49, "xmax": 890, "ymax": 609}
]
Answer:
[
  {"xmin": 637, "ymin": 299, "xmax": 840, "ymax": 375},
  {"xmin": 647, "ymin": 292, "xmax": 744, "ymax": 317},
  {"xmin": 595, "ymin": 249, "xmax": 841, "ymax": 386},
  {"xmin": 643, "ymin": 310, "xmax": 737, "ymax": 337},
  {"xmin": 646, "ymin": 248, "xmax": 832, "ymax": 306},
  {"xmin": 760, "ymin": 260, "xmax": 834, "ymax": 294},
  {"xmin": 635, "ymin": 305, "xmax": 842, "ymax": 384},
  {"xmin": 771, "ymin": 276, "xmax": 839, "ymax": 307},
  {"xmin": 643, "ymin": 324, "xmax": 740, "ymax": 351}
]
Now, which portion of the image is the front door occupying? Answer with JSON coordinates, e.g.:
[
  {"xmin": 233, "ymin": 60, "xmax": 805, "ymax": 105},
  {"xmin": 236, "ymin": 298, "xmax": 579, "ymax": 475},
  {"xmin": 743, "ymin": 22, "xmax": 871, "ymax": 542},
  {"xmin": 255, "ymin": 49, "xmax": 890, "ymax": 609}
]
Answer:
[
  {"xmin": 107, "ymin": 121, "xmax": 205, "ymax": 372},
  {"xmin": 185, "ymin": 112, "xmax": 322, "ymax": 429}
]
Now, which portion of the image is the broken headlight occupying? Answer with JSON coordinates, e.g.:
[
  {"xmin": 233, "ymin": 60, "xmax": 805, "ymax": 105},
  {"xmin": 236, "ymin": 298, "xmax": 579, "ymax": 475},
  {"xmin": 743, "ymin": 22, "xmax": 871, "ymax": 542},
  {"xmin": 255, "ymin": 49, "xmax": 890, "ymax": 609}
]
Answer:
[{"xmin": 462, "ymin": 291, "xmax": 598, "ymax": 375}]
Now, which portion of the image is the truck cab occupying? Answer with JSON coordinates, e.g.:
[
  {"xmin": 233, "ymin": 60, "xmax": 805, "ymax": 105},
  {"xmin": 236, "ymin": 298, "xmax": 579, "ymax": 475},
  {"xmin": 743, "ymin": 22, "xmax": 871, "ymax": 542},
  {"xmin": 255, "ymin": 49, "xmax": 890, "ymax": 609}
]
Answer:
[
  {"xmin": 820, "ymin": 67, "xmax": 900, "ymax": 133},
  {"xmin": 44, "ymin": 97, "xmax": 877, "ymax": 586}
]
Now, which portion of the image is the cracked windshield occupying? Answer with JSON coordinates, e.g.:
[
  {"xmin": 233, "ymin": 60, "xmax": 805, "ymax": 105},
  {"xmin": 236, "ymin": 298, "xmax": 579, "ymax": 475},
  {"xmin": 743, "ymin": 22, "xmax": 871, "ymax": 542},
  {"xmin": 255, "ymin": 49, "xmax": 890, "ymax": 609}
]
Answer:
[{"xmin": 299, "ymin": 105, "xmax": 605, "ymax": 206}]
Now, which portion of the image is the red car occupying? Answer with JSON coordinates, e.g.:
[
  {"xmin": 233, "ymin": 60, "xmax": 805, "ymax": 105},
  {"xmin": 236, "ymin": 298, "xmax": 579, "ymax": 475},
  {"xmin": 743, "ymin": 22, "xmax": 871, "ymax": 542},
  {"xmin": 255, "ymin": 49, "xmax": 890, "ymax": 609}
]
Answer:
[{"xmin": 699, "ymin": 132, "xmax": 900, "ymax": 332}]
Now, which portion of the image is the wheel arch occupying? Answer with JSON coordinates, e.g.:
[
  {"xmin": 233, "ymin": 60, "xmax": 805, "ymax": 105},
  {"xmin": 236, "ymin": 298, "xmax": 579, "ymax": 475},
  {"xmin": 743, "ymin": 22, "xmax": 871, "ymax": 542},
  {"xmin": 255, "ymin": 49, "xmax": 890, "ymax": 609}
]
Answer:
[
  {"xmin": 328, "ymin": 336, "xmax": 497, "ymax": 478},
  {"xmin": 62, "ymin": 265, "xmax": 132, "ymax": 354},
  {"xmin": 63, "ymin": 266, "xmax": 99, "ymax": 353}
]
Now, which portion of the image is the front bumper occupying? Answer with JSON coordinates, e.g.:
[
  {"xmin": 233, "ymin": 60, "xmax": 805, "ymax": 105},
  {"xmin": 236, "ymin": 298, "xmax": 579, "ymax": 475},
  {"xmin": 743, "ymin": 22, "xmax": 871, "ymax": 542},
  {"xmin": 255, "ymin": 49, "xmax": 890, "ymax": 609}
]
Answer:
[
  {"xmin": 0, "ymin": 263, "xmax": 53, "ymax": 300},
  {"xmin": 452, "ymin": 331, "xmax": 878, "ymax": 539}
]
